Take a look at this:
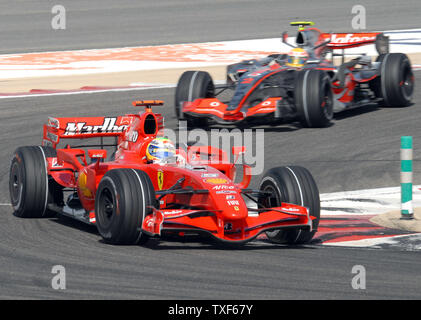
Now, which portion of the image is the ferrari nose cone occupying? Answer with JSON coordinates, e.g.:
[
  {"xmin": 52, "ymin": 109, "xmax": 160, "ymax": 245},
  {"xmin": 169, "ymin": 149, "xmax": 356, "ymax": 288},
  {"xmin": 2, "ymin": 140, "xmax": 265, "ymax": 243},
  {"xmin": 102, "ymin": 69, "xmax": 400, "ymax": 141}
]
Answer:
[{"xmin": 210, "ymin": 186, "xmax": 248, "ymax": 219}]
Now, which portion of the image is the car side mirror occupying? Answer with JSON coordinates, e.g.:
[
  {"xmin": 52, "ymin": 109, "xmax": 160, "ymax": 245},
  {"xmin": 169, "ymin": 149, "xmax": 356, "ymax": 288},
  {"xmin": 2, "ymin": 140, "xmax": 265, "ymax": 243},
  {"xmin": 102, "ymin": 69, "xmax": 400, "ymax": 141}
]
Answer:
[
  {"xmin": 282, "ymin": 31, "xmax": 288, "ymax": 42},
  {"xmin": 88, "ymin": 149, "xmax": 107, "ymax": 160},
  {"xmin": 282, "ymin": 31, "xmax": 295, "ymax": 48}
]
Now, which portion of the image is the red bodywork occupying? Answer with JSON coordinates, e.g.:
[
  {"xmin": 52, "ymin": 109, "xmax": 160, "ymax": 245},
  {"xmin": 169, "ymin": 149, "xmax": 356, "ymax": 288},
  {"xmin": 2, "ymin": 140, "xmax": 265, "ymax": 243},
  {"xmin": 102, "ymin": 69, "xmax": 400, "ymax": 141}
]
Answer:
[
  {"xmin": 183, "ymin": 97, "xmax": 282, "ymax": 122},
  {"xmin": 42, "ymin": 101, "xmax": 314, "ymax": 244}
]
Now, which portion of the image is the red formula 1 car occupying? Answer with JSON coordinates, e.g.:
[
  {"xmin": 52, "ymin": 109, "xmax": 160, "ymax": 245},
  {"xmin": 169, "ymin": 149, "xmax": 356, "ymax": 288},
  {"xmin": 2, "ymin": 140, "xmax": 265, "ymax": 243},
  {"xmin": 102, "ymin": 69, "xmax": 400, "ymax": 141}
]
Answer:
[
  {"xmin": 9, "ymin": 100, "xmax": 320, "ymax": 246},
  {"xmin": 175, "ymin": 22, "xmax": 414, "ymax": 128}
]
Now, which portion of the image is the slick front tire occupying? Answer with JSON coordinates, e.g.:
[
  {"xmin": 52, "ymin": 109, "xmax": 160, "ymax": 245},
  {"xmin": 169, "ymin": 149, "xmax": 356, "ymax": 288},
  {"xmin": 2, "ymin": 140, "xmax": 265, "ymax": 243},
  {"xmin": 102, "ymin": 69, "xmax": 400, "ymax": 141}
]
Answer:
[
  {"xmin": 95, "ymin": 169, "xmax": 156, "ymax": 245},
  {"xmin": 9, "ymin": 146, "xmax": 59, "ymax": 218},
  {"xmin": 258, "ymin": 166, "xmax": 320, "ymax": 244},
  {"xmin": 374, "ymin": 53, "xmax": 414, "ymax": 107},
  {"xmin": 174, "ymin": 70, "xmax": 215, "ymax": 128},
  {"xmin": 295, "ymin": 69, "xmax": 333, "ymax": 128}
]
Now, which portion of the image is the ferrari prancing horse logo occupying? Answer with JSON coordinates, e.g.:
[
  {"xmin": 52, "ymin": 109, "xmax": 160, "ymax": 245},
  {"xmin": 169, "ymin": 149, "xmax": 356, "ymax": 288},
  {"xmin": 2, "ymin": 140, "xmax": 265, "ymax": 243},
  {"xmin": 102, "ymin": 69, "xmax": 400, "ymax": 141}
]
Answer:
[{"xmin": 157, "ymin": 170, "xmax": 164, "ymax": 190}]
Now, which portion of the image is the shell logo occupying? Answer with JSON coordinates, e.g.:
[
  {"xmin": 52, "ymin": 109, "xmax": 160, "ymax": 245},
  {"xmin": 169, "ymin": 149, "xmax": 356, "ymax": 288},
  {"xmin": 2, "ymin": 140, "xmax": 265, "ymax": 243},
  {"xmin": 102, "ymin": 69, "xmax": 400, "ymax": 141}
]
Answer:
[
  {"xmin": 78, "ymin": 171, "xmax": 93, "ymax": 198},
  {"xmin": 205, "ymin": 178, "xmax": 228, "ymax": 185}
]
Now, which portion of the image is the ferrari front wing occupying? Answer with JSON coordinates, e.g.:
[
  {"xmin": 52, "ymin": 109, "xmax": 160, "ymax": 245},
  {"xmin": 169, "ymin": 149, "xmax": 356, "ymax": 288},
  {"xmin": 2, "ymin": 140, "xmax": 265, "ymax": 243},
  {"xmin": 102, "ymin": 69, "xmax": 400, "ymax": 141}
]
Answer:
[{"xmin": 142, "ymin": 202, "xmax": 315, "ymax": 244}]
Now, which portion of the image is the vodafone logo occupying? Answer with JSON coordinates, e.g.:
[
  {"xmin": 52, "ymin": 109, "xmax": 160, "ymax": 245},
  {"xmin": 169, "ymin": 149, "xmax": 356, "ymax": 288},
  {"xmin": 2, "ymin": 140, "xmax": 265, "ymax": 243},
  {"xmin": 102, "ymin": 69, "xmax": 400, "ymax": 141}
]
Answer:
[{"xmin": 330, "ymin": 33, "xmax": 376, "ymax": 44}]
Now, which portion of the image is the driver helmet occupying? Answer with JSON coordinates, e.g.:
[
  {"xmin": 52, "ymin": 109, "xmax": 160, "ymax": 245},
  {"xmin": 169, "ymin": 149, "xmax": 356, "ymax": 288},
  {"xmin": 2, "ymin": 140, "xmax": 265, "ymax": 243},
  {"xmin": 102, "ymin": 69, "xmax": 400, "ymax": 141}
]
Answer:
[
  {"xmin": 285, "ymin": 47, "xmax": 309, "ymax": 68},
  {"xmin": 146, "ymin": 137, "xmax": 176, "ymax": 164}
]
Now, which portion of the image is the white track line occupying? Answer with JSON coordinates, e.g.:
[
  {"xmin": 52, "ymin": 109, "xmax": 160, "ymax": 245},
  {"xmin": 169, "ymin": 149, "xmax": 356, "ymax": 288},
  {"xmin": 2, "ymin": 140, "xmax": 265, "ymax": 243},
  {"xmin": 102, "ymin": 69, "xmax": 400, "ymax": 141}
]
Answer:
[
  {"xmin": 1, "ymin": 28, "xmax": 420, "ymax": 78},
  {"xmin": 0, "ymin": 85, "xmax": 173, "ymax": 99},
  {"xmin": 320, "ymin": 185, "xmax": 421, "ymax": 216},
  {"xmin": 0, "ymin": 28, "xmax": 420, "ymax": 98},
  {"xmin": 322, "ymin": 233, "xmax": 421, "ymax": 250}
]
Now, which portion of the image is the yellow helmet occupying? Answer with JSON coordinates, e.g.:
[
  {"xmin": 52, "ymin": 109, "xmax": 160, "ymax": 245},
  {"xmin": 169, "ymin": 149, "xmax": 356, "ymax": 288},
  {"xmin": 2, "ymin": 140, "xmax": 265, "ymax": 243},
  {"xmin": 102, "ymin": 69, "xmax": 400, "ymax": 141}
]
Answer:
[
  {"xmin": 285, "ymin": 48, "xmax": 309, "ymax": 68},
  {"xmin": 146, "ymin": 137, "xmax": 176, "ymax": 163}
]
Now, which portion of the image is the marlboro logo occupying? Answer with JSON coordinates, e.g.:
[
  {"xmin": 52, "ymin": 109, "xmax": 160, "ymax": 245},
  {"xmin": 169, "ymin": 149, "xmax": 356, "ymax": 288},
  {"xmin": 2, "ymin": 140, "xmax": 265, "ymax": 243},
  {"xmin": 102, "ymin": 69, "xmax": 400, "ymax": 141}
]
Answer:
[{"xmin": 64, "ymin": 117, "xmax": 128, "ymax": 135}]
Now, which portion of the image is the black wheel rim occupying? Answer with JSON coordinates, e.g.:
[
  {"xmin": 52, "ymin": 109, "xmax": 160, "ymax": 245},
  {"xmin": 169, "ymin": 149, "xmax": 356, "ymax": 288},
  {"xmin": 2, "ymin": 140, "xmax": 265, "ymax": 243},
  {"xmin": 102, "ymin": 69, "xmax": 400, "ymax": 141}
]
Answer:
[
  {"xmin": 401, "ymin": 65, "xmax": 414, "ymax": 100},
  {"xmin": 261, "ymin": 183, "xmax": 284, "ymax": 238},
  {"xmin": 10, "ymin": 161, "xmax": 23, "ymax": 207},
  {"xmin": 321, "ymin": 82, "xmax": 333, "ymax": 120},
  {"xmin": 98, "ymin": 187, "xmax": 115, "ymax": 229},
  {"xmin": 261, "ymin": 184, "xmax": 282, "ymax": 208}
]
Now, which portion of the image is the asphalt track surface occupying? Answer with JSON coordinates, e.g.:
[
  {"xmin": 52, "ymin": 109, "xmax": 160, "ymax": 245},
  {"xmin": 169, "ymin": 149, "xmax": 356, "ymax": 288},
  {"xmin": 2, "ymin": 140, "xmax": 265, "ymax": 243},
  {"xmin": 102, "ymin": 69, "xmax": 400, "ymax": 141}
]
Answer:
[
  {"xmin": 1, "ymin": 78, "xmax": 421, "ymax": 299},
  {"xmin": 1, "ymin": 0, "xmax": 421, "ymax": 54},
  {"xmin": 1, "ymin": 0, "xmax": 421, "ymax": 300}
]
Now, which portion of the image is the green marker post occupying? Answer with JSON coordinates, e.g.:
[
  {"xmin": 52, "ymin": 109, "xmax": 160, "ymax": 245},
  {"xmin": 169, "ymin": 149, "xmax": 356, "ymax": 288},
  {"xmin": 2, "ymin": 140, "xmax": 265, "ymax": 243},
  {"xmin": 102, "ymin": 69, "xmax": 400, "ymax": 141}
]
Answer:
[{"xmin": 401, "ymin": 136, "xmax": 414, "ymax": 220}]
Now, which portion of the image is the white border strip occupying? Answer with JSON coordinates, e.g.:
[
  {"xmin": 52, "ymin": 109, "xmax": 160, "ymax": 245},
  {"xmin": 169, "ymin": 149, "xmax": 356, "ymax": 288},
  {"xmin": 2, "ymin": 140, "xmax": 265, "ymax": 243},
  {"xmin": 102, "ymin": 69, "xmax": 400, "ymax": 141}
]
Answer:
[
  {"xmin": 0, "ymin": 84, "xmax": 175, "ymax": 100},
  {"xmin": 322, "ymin": 233, "xmax": 421, "ymax": 248}
]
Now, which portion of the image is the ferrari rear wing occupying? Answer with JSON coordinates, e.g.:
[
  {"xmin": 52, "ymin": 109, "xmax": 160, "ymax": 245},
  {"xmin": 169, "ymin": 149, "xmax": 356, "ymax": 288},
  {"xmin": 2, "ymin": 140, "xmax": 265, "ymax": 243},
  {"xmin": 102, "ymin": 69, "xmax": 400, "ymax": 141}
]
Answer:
[
  {"xmin": 42, "ymin": 115, "xmax": 136, "ymax": 147},
  {"xmin": 43, "ymin": 100, "xmax": 166, "ymax": 147}
]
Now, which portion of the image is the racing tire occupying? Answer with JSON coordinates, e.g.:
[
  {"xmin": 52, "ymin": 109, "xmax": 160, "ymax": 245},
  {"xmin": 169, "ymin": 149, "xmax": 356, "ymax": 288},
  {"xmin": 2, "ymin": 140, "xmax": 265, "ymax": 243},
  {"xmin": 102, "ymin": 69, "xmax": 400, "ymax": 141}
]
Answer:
[
  {"xmin": 294, "ymin": 69, "xmax": 333, "ymax": 128},
  {"xmin": 175, "ymin": 70, "xmax": 215, "ymax": 128},
  {"xmin": 258, "ymin": 166, "xmax": 320, "ymax": 244},
  {"xmin": 95, "ymin": 168, "xmax": 156, "ymax": 245},
  {"xmin": 9, "ymin": 146, "xmax": 60, "ymax": 218},
  {"xmin": 374, "ymin": 53, "xmax": 414, "ymax": 107}
]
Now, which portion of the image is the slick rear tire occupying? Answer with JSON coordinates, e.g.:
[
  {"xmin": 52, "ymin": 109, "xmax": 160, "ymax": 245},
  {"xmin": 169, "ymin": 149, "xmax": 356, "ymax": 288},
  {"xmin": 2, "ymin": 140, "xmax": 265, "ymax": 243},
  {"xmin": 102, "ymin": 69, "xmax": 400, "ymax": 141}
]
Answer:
[
  {"xmin": 95, "ymin": 169, "xmax": 156, "ymax": 245},
  {"xmin": 175, "ymin": 70, "xmax": 215, "ymax": 128},
  {"xmin": 374, "ymin": 53, "xmax": 414, "ymax": 107},
  {"xmin": 9, "ymin": 146, "xmax": 59, "ymax": 218},
  {"xmin": 295, "ymin": 69, "xmax": 333, "ymax": 128},
  {"xmin": 258, "ymin": 166, "xmax": 320, "ymax": 244}
]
